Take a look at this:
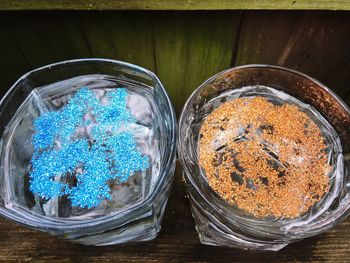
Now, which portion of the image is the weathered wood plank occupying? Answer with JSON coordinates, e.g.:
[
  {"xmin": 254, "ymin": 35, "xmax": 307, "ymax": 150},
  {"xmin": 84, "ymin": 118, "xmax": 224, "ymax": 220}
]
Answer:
[
  {"xmin": 0, "ymin": 17, "xmax": 31, "ymax": 95},
  {"xmin": 81, "ymin": 11, "xmax": 240, "ymax": 112},
  {"xmin": 234, "ymin": 11, "xmax": 350, "ymax": 99},
  {"xmin": 81, "ymin": 12, "xmax": 155, "ymax": 72},
  {"xmin": 1, "ymin": 166, "xmax": 350, "ymax": 262},
  {"xmin": 153, "ymin": 11, "xmax": 241, "ymax": 111},
  {"xmin": 1, "ymin": 0, "xmax": 350, "ymax": 11},
  {"xmin": 2, "ymin": 13, "xmax": 92, "ymax": 68}
]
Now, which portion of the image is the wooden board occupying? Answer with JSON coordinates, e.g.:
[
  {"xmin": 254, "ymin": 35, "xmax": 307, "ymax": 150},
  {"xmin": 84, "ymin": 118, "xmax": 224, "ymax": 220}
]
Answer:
[
  {"xmin": 234, "ymin": 10, "xmax": 350, "ymax": 99},
  {"xmin": 1, "ymin": 166, "xmax": 350, "ymax": 262},
  {"xmin": 82, "ymin": 11, "xmax": 240, "ymax": 112},
  {"xmin": 153, "ymin": 11, "xmax": 241, "ymax": 111},
  {"xmin": 0, "ymin": 11, "xmax": 348, "ymax": 110},
  {"xmin": 81, "ymin": 12, "xmax": 156, "ymax": 71},
  {"xmin": 1, "ymin": 0, "xmax": 350, "ymax": 11},
  {"xmin": 0, "ymin": 17, "xmax": 31, "ymax": 96},
  {"xmin": 2, "ymin": 13, "xmax": 92, "ymax": 68}
]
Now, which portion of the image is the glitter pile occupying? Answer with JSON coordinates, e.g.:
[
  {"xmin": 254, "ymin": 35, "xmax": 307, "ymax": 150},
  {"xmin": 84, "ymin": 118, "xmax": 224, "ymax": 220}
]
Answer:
[
  {"xmin": 30, "ymin": 88, "xmax": 149, "ymax": 208},
  {"xmin": 199, "ymin": 96, "xmax": 331, "ymax": 218}
]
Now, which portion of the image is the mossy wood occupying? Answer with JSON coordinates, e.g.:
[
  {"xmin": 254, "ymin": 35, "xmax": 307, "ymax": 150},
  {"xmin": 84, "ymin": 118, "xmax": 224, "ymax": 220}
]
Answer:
[{"xmin": 1, "ymin": 0, "xmax": 350, "ymax": 10}]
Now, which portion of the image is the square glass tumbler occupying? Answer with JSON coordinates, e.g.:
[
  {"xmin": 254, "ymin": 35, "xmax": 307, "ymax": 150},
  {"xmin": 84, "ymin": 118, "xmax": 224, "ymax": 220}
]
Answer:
[
  {"xmin": 178, "ymin": 65, "xmax": 350, "ymax": 251},
  {"xmin": 0, "ymin": 58, "xmax": 176, "ymax": 245}
]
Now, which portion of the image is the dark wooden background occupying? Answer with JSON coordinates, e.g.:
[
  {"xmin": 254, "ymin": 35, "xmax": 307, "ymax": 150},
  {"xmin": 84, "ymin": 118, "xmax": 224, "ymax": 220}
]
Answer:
[
  {"xmin": 1, "ymin": 10, "xmax": 350, "ymax": 262},
  {"xmin": 0, "ymin": 11, "xmax": 350, "ymax": 112}
]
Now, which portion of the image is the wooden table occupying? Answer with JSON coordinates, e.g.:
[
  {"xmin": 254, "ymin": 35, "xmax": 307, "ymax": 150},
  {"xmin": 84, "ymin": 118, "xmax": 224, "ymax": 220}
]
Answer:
[{"xmin": 1, "ymin": 166, "xmax": 350, "ymax": 262}]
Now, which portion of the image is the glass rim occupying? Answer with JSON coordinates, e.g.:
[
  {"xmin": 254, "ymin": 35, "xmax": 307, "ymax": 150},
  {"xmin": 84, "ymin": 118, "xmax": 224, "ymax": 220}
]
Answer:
[{"xmin": 179, "ymin": 64, "xmax": 350, "ymax": 127}]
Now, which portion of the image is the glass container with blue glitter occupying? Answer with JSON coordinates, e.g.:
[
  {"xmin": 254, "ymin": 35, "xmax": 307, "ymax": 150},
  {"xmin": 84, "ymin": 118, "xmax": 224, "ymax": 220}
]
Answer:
[{"xmin": 0, "ymin": 59, "xmax": 176, "ymax": 245}]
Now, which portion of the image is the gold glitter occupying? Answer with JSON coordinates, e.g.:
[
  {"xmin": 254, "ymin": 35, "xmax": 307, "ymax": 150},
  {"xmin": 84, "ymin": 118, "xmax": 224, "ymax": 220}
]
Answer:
[{"xmin": 198, "ymin": 96, "xmax": 331, "ymax": 218}]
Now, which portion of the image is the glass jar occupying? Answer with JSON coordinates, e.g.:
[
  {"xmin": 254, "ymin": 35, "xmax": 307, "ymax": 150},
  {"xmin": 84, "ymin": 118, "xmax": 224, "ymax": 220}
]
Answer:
[
  {"xmin": 178, "ymin": 64, "xmax": 350, "ymax": 251},
  {"xmin": 0, "ymin": 58, "xmax": 176, "ymax": 245}
]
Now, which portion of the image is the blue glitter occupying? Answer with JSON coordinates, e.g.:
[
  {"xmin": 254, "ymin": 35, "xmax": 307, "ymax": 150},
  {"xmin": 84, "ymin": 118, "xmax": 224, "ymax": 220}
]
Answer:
[{"xmin": 29, "ymin": 88, "xmax": 149, "ymax": 208}]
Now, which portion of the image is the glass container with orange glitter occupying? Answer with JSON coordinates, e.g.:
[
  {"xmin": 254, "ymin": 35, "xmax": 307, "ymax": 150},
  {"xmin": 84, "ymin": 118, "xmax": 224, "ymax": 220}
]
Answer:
[{"xmin": 178, "ymin": 65, "xmax": 350, "ymax": 251}]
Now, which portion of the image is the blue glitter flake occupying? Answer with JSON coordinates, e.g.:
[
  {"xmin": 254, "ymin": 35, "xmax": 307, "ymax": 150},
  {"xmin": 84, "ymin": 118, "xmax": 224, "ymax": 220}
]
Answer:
[{"xmin": 29, "ymin": 88, "xmax": 149, "ymax": 209}]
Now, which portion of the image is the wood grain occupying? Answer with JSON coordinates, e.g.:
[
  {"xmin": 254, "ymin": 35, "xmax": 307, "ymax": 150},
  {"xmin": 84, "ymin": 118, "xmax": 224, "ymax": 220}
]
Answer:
[
  {"xmin": 0, "ymin": 17, "xmax": 30, "ymax": 96},
  {"xmin": 75, "ymin": 11, "xmax": 240, "ymax": 112},
  {"xmin": 0, "ymin": 11, "xmax": 348, "ymax": 110},
  {"xmin": 81, "ymin": 12, "xmax": 156, "ymax": 72},
  {"xmin": 1, "ymin": 166, "xmax": 350, "ymax": 262},
  {"xmin": 1, "ymin": 0, "xmax": 350, "ymax": 11},
  {"xmin": 2, "ymin": 13, "xmax": 92, "ymax": 68},
  {"xmin": 153, "ymin": 11, "xmax": 241, "ymax": 112},
  {"xmin": 234, "ymin": 11, "xmax": 350, "ymax": 99}
]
